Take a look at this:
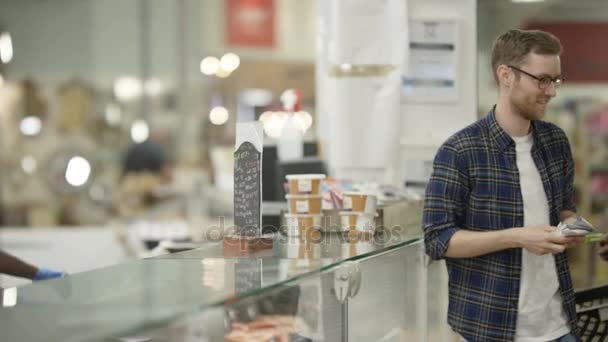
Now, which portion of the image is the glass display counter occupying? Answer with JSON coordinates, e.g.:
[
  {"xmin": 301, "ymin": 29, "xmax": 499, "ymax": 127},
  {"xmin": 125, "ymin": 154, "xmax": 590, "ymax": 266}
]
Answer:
[{"xmin": 0, "ymin": 228, "xmax": 450, "ymax": 341}]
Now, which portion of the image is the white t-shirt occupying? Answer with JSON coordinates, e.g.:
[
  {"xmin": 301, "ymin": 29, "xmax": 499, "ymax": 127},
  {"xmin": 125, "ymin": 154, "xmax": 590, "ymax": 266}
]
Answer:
[{"xmin": 513, "ymin": 133, "xmax": 570, "ymax": 342}]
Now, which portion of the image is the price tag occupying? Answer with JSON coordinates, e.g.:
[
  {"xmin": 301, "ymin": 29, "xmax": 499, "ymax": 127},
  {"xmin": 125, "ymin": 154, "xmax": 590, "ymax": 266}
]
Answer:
[
  {"xmin": 298, "ymin": 179, "xmax": 312, "ymax": 193},
  {"xmin": 296, "ymin": 200, "xmax": 309, "ymax": 213},
  {"xmin": 343, "ymin": 197, "xmax": 353, "ymax": 210}
]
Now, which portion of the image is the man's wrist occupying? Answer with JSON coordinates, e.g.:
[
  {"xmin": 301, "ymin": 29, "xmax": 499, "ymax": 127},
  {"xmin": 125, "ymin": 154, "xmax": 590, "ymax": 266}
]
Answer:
[
  {"xmin": 560, "ymin": 210, "xmax": 576, "ymax": 222},
  {"xmin": 502, "ymin": 228, "xmax": 521, "ymax": 249}
]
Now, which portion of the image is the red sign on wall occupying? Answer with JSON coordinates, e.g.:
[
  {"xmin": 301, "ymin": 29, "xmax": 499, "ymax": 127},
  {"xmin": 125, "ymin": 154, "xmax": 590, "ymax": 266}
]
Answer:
[
  {"xmin": 226, "ymin": 0, "xmax": 275, "ymax": 48},
  {"xmin": 525, "ymin": 22, "xmax": 608, "ymax": 83}
]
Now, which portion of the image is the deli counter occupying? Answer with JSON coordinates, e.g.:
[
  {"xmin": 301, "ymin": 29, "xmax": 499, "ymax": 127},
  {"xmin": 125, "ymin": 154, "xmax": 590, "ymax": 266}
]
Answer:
[{"xmin": 0, "ymin": 222, "xmax": 451, "ymax": 341}]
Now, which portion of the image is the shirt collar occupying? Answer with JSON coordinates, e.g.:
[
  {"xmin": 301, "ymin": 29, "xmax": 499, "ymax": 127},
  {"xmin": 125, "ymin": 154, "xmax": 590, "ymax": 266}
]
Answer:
[{"xmin": 485, "ymin": 105, "xmax": 539, "ymax": 151}]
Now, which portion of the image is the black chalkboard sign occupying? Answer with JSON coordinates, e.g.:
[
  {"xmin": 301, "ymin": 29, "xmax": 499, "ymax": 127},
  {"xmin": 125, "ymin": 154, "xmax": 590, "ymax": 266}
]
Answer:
[{"xmin": 234, "ymin": 141, "xmax": 262, "ymax": 236}]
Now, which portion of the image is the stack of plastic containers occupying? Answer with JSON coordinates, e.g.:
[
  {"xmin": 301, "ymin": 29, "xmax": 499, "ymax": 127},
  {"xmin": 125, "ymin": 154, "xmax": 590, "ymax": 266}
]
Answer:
[
  {"xmin": 283, "ymin": 174, "xmax": 326, "ymax": 239},
  {"xmin": 339, "ymin": 192, "xmax": 377, "ymax": 239}
]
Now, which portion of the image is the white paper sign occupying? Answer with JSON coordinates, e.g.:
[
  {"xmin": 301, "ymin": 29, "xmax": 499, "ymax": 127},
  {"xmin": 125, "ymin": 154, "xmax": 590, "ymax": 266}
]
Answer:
[
  {"xmin": 402, "ymin": 19, "xmax": 459, "ymax": 103},
  {"xmin": 298, "ymin": 179, "xmax": 312, "ymax": 193},
  {"xmin": 343, "ymin": 196, "xmax": 353, "ymax": 211},
  {"xmin": 296, "ymin": 200, "xmax": 310, "ymax": 213}
]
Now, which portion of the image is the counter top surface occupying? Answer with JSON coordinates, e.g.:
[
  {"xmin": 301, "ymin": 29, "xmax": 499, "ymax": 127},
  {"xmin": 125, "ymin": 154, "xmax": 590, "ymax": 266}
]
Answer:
[{"xmin": 0, "ymin": 228, "xmax": 422, "ymax": 342}]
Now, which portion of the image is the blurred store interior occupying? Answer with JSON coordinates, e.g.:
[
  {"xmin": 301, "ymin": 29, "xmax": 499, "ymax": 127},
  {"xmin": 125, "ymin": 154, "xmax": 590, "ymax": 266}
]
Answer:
[{"xmin": 0, "ymin": 0, "xmax": 607, "ymax": 290}]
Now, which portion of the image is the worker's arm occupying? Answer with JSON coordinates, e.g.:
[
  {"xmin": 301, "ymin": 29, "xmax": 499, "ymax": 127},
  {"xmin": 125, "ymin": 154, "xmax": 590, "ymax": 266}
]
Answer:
[
  {"xmin": 0, "ymin": 250, "xmax": 38, "ymax": 279},
  {"xmin": 0, "ymin": 250, "xmax": 65, "ymax": 281}
]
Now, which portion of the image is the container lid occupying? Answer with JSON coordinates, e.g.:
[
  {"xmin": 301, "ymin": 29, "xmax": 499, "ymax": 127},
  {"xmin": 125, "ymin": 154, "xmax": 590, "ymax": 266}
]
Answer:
[
  {"xmin": 286, "ymin": 174, "xmax": 326, "ymax": 180},
  {"xmin": 285, "ymin": 194, "xmax": 323, "ymax": 199}
]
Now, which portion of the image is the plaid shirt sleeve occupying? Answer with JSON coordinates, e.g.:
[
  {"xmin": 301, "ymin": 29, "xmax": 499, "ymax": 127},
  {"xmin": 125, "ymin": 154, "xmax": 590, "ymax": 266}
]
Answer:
[
  {"xmin": 562, "ymin": 137, "xmax": 577, "ymax": 213},
  {"xmin": 422, "ymin": 142, "xmax": 469, "ymax": 260}
]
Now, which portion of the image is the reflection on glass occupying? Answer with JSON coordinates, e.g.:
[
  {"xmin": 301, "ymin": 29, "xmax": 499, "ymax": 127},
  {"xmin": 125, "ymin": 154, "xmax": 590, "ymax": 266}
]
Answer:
[
  {"xmin": 0, "ymin": 31, "xmax": 13, "ymax": 63},
  {"xmin": 2, "ymin": 287, "xmax": 17, "ymax": 307},
  {"xmin": 201, "ymin": 259, "xmax": 226, "ymax": 291}
]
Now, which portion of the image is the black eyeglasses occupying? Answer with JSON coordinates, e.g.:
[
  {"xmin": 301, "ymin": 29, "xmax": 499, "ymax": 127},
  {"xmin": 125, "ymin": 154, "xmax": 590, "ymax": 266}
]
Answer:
[{"xmin": 507, "ymin": 65, "xmax": 563, "ymax": 89}]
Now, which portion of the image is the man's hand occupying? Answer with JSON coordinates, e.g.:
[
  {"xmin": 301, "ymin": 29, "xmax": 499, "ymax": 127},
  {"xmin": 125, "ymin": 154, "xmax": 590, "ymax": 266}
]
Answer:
[
  {"xmin": 598, "ymin": 236, "xmax": 608, "ymax": 262},
  {"xmin": 517, "ymin": 225, "xmax": 582, "ymax": 256}
]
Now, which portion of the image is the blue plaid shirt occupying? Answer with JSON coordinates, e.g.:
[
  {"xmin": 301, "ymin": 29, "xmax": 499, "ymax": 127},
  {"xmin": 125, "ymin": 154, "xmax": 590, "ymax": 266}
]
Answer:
[{"xmin": 422, "ymin": 109, "xmax": 579, "ymax": 342}]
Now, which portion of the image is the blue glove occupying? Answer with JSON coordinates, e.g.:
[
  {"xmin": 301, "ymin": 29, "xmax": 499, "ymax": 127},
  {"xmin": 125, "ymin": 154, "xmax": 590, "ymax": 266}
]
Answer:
[{"xmin": 33, "ymin": 268, "xmax": 66, "ymax": 281}]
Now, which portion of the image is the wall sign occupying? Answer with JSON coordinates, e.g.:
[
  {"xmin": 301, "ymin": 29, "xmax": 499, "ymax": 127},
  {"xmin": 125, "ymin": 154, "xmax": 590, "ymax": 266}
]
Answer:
[
  {"xmin": 226, "ymin": 0, "xmax": 275, "ymax": 48},
  {"xmin": 402, "ymin": 19, "xmax": 459, "ymax": 103},
  {"xmin": 526, "ymin": 22, "xmax": 608, "ymax": 83}
]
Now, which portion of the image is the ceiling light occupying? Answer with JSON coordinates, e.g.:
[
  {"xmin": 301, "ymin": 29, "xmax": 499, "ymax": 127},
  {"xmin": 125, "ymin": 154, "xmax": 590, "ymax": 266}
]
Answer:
[
  {"xmin": 65, "ymin": 156, "xmax": 91, "ymax": 187},
  {"xmin": 130, "ymin": 119, "xmax": 149, "ymax": 143},
  {"xmin": 262, "ymin": 112, "xmax": 287, "ymax": 138},
  {"xmin": 209, "ymin": 106, "xmax": 229, "ymax": 125},
  {"xmin": 220, "ymin": 53, "xmax": 240, "ymax": 73},
  {"xmin": 19, "ymin": 116, "xmax": 42, "ymax": 136},
  {"xmin": 215, "ymin": 68, "xmax": 231, "ymax": 78},
  {"xmin": 113, "ymin": 76, "xmax": 142, "ymax": 102},
  {"xmin": 200, "ymin": 56, "xmax": 220, "ymax": 75},
  {"xmin": 294, "ymin": 111, "xmax": 313, "ymax": 133}
]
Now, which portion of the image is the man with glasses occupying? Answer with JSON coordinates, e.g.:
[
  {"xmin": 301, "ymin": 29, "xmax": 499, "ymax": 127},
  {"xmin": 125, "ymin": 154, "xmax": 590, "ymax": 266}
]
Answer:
[{"xmin": 423, "ymin": 29, "xmax": 583, "ymax": 341}]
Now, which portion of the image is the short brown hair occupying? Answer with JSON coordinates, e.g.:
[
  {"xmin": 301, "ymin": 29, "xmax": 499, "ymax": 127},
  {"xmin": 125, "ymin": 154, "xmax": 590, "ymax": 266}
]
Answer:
[{"xmin": 491, "ymin": 29, "xmax": 562, "ymax": 83}]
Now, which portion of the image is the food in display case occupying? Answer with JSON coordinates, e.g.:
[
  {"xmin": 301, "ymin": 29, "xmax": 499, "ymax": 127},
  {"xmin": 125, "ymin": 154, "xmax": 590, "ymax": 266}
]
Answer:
[{"xmin": 225, "ymin": 315, "xmax": 312, "ymax": 342}]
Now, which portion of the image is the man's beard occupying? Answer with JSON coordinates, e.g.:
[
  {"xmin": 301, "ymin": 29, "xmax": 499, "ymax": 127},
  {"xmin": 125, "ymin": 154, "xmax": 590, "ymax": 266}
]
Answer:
[{"xmin": 512, "ymin": 96, "xmax": 546, "ymax": 121}]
